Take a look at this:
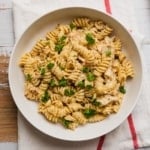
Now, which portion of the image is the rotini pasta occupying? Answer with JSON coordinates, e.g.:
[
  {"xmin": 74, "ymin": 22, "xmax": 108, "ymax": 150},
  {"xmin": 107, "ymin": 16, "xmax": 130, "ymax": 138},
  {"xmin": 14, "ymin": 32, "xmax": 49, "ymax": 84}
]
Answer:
[{"xmin": 19, "ymin": 17, "xmax": 135, "ymax": 130}]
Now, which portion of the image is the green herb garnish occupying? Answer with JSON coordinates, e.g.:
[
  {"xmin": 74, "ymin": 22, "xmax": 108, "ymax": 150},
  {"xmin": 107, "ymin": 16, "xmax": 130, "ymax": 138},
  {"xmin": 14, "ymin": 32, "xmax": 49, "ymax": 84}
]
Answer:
[
  {"xmin": 86, "ymin": 85, "xmax": 93, "ymax": 90},
  {"xmin": 119, "ymin": 86, "xmax": 126, "ymax": 94},
  {"xmin": 41, "ymin": 91, "xmax": 50, "ymax": 103},
  {"xmin": 70, "ymin": 23, "xmax": 76, "ymax": 30},
  {"xmin": 105, "ymin": 50, "xmax": 111, "ymax": 57},
  {"xmin": 25, "ymin": 74, "xmax": 32, "ymax": 82},
  {"xmin": 55, "ymin": 36, "xmax": 67, "ymax": 54},
  {"xmin": 59, "ymin": 36, "xmax": 66, "ymax": 42},
  {"xmin": 92, "ymin": 99, "xmax": 101, "ymax": 106},
  {"xmin": 47, "ymin": 62, "xmax": 54, "ymax": 70},
  {"xmin": 86, "ymin": 33, "xmax": 95, "ymax": 45},
  {"xmin": 83, "ymin": 109, "xmax": 96, "ymax": 118},
  {"xmin": 58, "ymin": 77, "xmax": 68, "ymax": 87},
  {"xmin": 55, "ymin": 44, "xmax": 64, "ymax": 54},
  {"xmin": 82, "ymin": 66, "xmax": 90, "ymax": 73},
  {"xmin": 62, "ymin": 118, "xmax": 72, "ymax": 128},
  {"xmin": 77, "ymin": 80, "xmax": 85, "ymax": 88},
  {"xmin": 49, "ymin": 79, "xmax": 56, "ymax": 87},
  {"xmin": 64, "ymin": 89, "xmax": 75, "ymax": 96},
  {"xmin": 40, "ymin": 68, "xmax": 46, "ymax": 75},
  {"xmin": 87, "ymin": 72, "xmax": 96, "ymax": 81}
]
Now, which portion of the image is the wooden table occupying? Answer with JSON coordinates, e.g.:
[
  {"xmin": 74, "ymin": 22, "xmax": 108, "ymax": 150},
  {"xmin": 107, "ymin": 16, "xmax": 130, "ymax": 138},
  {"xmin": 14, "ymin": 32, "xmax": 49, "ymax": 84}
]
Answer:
[
  {"xmin": 0, "ymin": 0, "xmax": 17, "ymax": 149},
  {"xmin": 0, "ymin": 0, "xmax": 150, "ymax": 149}
]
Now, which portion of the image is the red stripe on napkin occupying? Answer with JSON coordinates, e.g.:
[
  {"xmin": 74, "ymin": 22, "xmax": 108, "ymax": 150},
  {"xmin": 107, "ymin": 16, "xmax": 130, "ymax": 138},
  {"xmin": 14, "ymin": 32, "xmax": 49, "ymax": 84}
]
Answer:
[
  {"xmin": 104, "ymin": 0, "xmax": 112, "ymax": 14},
  {"xmin": 128, "ymin": 115, "xmax": 139, "ymax": 149},
  {"xmin": 97, "ymin": 135, "xmax": 106, "ymax": 150}
]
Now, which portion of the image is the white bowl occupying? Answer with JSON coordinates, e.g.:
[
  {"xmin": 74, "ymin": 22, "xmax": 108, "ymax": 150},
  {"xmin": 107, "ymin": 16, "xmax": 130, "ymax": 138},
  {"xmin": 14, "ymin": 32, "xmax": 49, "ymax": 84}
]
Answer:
[{"xmin": 9, "ymin": 7, "xmax": 143, "ymax": 141}]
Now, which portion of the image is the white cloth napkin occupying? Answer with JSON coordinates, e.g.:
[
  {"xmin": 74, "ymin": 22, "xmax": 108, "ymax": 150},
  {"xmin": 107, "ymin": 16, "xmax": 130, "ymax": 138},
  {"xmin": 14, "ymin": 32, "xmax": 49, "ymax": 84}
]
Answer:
[{"xmin": 13, "ymin": 0, "xmax": 150, "ymax": 149}]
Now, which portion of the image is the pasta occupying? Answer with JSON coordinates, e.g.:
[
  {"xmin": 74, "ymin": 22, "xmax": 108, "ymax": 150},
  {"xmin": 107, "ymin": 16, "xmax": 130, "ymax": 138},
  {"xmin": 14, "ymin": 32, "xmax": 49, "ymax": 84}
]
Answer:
[{"xmin": 19, "ymin": 17, "xmax": 135, "ymax": 130}]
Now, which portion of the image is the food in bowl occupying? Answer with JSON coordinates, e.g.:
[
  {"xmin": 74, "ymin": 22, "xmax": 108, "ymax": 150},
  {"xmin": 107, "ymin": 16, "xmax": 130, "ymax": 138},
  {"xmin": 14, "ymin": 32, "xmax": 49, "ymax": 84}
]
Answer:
[{"xmin": 19, "ymin": 17, "xmax": 134, "ymax": 130}]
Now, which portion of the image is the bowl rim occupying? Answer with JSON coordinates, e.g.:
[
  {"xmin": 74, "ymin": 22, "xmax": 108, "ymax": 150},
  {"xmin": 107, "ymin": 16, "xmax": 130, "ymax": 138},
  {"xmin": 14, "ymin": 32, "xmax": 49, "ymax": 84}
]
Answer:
[{"xmin": 8, "ymin": 6, "xmax": 143, "ymax": 141}]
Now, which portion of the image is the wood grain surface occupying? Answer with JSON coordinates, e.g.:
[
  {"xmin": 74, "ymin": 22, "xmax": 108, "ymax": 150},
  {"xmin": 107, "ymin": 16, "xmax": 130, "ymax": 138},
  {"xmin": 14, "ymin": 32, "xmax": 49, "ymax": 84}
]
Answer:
[
  {"xmin": 0, "ymin": 0, "xmax": 17, "ymax": 142},
  {"xmin": 0, "ymin": 54, "xmax": 17, "ymax": 142}
]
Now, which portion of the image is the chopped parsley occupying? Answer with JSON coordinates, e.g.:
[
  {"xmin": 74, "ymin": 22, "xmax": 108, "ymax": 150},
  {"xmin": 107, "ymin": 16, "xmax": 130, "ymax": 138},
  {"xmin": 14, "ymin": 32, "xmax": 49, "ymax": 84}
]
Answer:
[
  {"xmin": 77, "ymin": 80, "xmax": 85, "ymax": 88},
  {"xmin": 47, "ymin": 62, "xmax": 54, "ymax": 70},
  {"xmin": 64, "ymin": 89, "xmax": 75, "ymax": 97},
  {"xmin": 40, "ymin": 68, "xmax": 46, "ymax": 76},
  {"xmin": 69, "ymin": 23, "xmax": 76, "ymax": 30},
  {"xmin": 119, "ymin": 86, "xmax": 126, "ymax": 94},
  {"xmin": 55, "ymin": 44, "xmax": 64, "ymax": 54},
  {"xmin": 58, "ymin": 77, "xmax": 68, "ymax": 87},
  {"xmin": 83, "ymin": 109, "xmax": 96, "ymax": 118},
  {"xmin": 86, "ymin": 33, "xmax": 95, "ymax": 45},
  {"xmin": 41, "ymin": 91, "xmax": 50, "ymax": 103},
  {"xmin": 25, "ymin": 74, "xmax": 32, "ymax": 82},
  {"xmin": 87, "ymin": 72, "xmax": 96, "ymax": 81},
  {"xmin": 59, "ymin": 36, "xmax": 67, "ymax": 42},
  {"xmin": 82, "ymin": 66, "xmax": 91, "ymax": 73},
  {"xmin": 85, "ymin": 85, "xmax": 93, "ymax": 90},
  {"xmin": 62, "ymin": 118, "xmax": 72, "ymax": 128},
  {"xmin": 92, "ymin": 99, "xmax": 101, "ymax": 106},
  {"xmin": 55, "ymin": 36, "xmax": 66, "ymax": 54},
  {"xmin": 105, "ymin": 49, "xmax": 112, "ymax": 57},
  {"xmin": 49, "ymin": 79, "xmax": 56, "ymax": 87}
]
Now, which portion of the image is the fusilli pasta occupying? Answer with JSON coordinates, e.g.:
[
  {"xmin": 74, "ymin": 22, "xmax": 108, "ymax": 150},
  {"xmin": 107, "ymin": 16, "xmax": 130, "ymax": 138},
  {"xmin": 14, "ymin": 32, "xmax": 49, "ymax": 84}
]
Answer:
[{"xmin": 19, "ymin": 17, "xmax": 135, "ymax": 130}]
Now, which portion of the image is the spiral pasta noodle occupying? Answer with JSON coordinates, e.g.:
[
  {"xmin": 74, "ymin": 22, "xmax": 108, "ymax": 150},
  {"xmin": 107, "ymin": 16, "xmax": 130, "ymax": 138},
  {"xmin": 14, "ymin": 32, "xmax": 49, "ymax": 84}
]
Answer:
[{"xmin": 19, "ymin": 17, "xmax": 135, "ymax": 130}]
